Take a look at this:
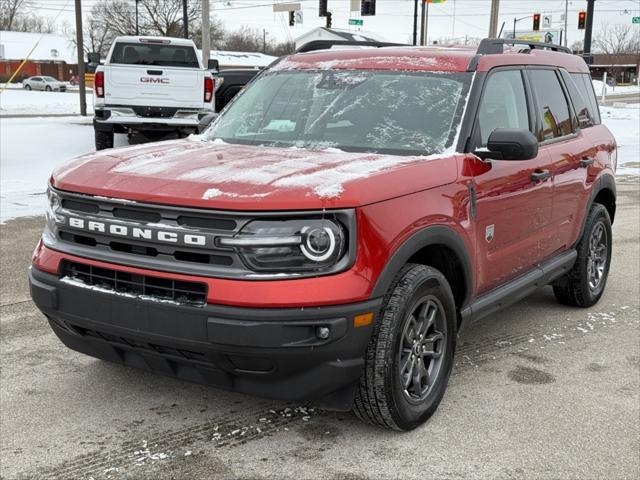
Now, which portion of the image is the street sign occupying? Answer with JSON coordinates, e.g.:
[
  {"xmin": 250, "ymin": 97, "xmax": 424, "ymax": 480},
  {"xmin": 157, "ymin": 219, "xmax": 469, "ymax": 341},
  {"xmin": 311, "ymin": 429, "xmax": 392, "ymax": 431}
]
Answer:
[
  {"xmin": 349, "ymin": 18, "xmax": 364, "ymax": 26},
  {"xmin": 273, "ymin": 2, "xmax": 300, "ymax": 12},
  {"xmin": 542, "ymin": 14, "xmax": 552, "ymax": 29},
  {"xmin": 633, "ymin": 16, "xmax": 640, "ymax": 24},
  {"xmin": 295, "ymin": 11, "xmax": 303, "ymax": 24}
]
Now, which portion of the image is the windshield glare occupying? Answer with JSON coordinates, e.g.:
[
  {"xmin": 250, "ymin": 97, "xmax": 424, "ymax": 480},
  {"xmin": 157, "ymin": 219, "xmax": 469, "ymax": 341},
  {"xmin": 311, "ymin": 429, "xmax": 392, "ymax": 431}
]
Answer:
[{"xmin": 205, "ymin": 70, "xmax": 471, "ymax": 156}]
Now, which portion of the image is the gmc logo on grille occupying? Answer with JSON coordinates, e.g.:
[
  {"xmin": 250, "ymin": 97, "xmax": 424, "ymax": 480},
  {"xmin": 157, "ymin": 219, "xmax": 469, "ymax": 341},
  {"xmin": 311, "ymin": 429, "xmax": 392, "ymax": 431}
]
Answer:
[
  {"xmin": 65, "ymin": 216, "xmax": 213, "ymax": 247},
  {"xmin": 140, "ymin": 77, "xmax": 170, "ymax": 84}
]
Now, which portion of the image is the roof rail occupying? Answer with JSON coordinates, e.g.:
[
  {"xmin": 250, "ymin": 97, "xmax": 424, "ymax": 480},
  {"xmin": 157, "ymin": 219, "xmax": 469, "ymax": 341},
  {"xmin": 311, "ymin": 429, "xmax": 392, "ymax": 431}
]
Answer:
[
  {"xmin": 476, "ymin": 38, "xmax": 571, "ymax": 55},
  {"xmin": 295, "ymin": 40, "xmax": 406, "ymax": 54}
]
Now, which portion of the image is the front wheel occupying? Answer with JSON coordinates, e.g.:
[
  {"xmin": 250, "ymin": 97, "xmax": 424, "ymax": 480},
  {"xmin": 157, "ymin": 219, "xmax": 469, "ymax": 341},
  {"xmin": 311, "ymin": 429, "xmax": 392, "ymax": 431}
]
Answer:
[
  {"xmin": 45, "ymin": 85, "xmax": 52, "ymax": 92},
  {"xmin": 25, "ymin": 84, "xmax": 32, "ymax": 90},
  {"xmin": 553, "ymin": 203, "xmax": 612, "ymax": 307},
  {"xmin": 354, "ymin": 264, "xmax": 456, "ymax": 431}
]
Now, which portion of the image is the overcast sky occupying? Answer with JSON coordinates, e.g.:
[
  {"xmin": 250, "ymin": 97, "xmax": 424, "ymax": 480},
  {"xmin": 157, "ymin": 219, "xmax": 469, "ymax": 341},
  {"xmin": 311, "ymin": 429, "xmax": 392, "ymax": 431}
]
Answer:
[{"xmin": 32, "ymin": 0, "xmax": 640, "ymax": 47}]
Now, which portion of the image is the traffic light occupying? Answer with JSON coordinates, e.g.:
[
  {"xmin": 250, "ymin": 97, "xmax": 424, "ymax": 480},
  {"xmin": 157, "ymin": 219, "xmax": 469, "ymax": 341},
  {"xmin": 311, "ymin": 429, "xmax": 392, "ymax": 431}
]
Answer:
[
  {"xmin": 319, "ymin": 0, "xmax": 327, "ymax": 17},
  {"xmin": 578, "ymin": 11, "xmax": 587, "ymax": 30},
  {"xmin": 361, "ymin": 0, "xmax": 376, "ymax": 16},
  {"xmin": 289, "ymin": 10, "xmax": 295, "ymax": 26},
  {"xmin": 533, "ymin": 13, "xmax": 540, "ymax": 31},
  {"xmin": 326, "ymin": 11, "xmax": 332, "ymax": 28}
]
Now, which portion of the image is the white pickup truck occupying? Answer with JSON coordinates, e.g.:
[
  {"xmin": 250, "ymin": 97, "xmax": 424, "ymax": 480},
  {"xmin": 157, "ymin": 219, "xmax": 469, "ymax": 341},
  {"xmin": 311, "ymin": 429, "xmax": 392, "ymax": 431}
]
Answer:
[{"xmin": 93, "ymin": 36, "xmax": 216, "ymax": 150}]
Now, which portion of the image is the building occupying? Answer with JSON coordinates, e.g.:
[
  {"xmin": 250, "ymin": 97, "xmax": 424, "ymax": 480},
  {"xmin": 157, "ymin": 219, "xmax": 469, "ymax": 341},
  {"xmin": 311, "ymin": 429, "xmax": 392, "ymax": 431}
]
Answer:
[
  {"xmin": 588, "ymin": 53, "xmax": 640, "ymax": 84},
  {"xmin": 202, "ymin": 50, "xmax": 277, "ymax": 70},
  {"xmin": 0, "ymin": 31, "xmax": 78, "ymax": 82},
  {"xmin": 294, "ymin": 27, "xmax": 389, "ymax": 50}
]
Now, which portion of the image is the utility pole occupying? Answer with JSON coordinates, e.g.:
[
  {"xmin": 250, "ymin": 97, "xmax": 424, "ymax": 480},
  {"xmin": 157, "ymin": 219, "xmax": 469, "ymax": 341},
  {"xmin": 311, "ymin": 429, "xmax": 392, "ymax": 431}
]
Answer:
[
  {"xmin": 202, "ymin": 0, "xmax": 210, "ymax": 66},
  {"xmin": 412, "ymin": 0, "xmax": 418, "ymax": 46},
  {"xmin": 488, "ymin": 0, "xmax": 500, "ymax": 38},
  {"xmin": 183, "ymin": 0, "xmax": 189, "ymax": 39},
  {"xmin": 563, "ymin": 0, "xmax": 569, "ymax": 46},
  {"xmin": 263, "ymin": 29, "xmax": 267, "ymax": 53},
  {"xmin": 135, "ymin": 0, "xmax": 139, "ymax": 35},
  {"xmin": 74, "ymin": 0, "xmax": 86, "ymax": 116},
  {"xmin": 420, "ymin": 0, "xmax": 429, "ymax": 46},
  {"xmin": 583, "ymin": 0, "xmax": 596, "ymax": 62}
]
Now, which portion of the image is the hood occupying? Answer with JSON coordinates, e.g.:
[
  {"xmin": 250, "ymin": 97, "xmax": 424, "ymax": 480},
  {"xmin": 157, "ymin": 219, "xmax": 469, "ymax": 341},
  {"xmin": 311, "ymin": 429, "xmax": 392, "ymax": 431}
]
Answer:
[{"xmin": 51, "ymin": 138, "xmax": 459, "ymax": 211}]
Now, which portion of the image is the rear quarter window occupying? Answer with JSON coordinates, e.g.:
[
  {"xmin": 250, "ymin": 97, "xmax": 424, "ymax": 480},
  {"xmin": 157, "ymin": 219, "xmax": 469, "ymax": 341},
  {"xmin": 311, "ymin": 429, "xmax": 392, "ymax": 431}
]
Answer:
[
  {"xmin": 561, "ymin": 70, "xmax": 594, "ymax": 129},
  {"xmin": 571, "ymin": 73, "xmax": 601, "ymax": 125}
]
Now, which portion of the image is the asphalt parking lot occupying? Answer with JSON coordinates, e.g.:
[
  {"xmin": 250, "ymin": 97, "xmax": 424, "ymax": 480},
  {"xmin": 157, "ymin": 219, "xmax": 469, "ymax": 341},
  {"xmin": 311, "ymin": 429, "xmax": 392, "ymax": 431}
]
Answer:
[{"xmin": 1, "ymin": 179, "xmax": 638, "ymax": 480}]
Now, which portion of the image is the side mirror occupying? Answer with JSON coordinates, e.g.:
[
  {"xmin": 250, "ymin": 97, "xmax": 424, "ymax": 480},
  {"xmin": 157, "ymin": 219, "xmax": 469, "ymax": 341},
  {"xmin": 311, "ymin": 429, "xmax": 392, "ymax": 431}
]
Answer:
[
  {"xmin": 475, "ymin": 128, "xmax": 539, "ymax": 161},
  {"xmin": 207, "ymin": 59, "xmax": 219, "ymax": 71},
  {"xmin": 87, "ymin": 52, "xmax": 101, "ymax": 64}
]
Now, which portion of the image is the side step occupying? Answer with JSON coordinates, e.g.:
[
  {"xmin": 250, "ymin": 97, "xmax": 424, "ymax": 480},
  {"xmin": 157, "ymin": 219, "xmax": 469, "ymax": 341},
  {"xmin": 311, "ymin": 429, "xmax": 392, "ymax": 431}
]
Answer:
[{"xmin": 460, "ymin": 250, "xmax": 577, "ymax": 324}]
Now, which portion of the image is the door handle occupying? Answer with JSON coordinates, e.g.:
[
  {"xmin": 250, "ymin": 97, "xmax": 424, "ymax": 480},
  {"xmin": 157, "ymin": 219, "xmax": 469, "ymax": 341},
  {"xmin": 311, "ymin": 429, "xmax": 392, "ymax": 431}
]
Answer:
[
  {"xmin": 531, "ymin": 169, "xmax": 550, "ymax": 183},
  {"xmin": 147, "ymin": 70, "xmax": 163, "ymax": 75},
  {"xmin": 580, "ymin": 157, "xmax": 595, "ymax": 168}
]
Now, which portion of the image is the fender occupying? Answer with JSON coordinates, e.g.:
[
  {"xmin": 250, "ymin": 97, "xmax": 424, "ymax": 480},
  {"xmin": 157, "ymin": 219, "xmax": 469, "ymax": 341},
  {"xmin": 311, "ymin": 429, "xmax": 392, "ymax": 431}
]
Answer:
[
  {"xmin": 370, "ymin": 225, "xmax": 473, "ymax": 308},
  {"xmin": 574, "ymin": 173, "xmax": 616, "ymax": 248}
]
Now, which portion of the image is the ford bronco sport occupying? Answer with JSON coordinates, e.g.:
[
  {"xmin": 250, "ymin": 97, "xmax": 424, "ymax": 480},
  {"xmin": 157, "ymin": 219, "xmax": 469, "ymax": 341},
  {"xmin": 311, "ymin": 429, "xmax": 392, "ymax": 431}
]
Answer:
[{"xmin": 29, "ymin": 39, "xmax": 616, "ymax": 431}]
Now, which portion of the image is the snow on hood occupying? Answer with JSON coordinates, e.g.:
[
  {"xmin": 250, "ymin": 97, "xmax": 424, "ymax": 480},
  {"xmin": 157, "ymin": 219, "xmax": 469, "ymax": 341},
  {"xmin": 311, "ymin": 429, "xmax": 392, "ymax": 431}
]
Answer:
[{"xmin": 52, "ymin": 138, "xmax": 459, "ymax": 209}]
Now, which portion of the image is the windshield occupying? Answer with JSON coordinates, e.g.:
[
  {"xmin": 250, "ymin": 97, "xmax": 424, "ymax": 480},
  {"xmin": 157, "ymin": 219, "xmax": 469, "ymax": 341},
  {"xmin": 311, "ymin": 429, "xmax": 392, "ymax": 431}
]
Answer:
[
  {"xmin": 110, "ymin": 42, "xmax": 200, "ymax": 68},
  {"xmin": 205, "ymin": 70, "xmax": 472, "ymax": 155}
]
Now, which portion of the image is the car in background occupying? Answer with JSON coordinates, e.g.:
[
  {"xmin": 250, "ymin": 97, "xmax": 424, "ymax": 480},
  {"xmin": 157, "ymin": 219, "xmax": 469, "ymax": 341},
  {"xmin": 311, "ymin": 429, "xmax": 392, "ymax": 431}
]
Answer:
[{"xmin": 22, "ymin": 76, "xmax": 67, "ymax": 92}]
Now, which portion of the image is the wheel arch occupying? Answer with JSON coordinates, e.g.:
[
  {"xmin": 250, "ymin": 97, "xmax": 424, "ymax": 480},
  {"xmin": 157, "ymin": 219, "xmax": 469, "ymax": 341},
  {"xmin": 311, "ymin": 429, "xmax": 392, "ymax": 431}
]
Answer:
[
  {"xmin": 371, "ymin": 225, "xmax": 473, "ymax": 316},
  {"xmin": 575, "ymin": 174, "xmax": 616, "ymax": 248}
]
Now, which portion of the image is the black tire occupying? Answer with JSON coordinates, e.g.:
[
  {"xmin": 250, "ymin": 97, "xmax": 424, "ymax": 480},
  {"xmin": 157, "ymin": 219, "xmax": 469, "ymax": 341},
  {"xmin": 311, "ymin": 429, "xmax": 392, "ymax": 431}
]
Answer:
[
  {"xmin": 553, "ymin": 203, "xmax": 612, "ymax": 307},
  {"xmin": 94, "ymin": 129, "xmax": 114, "ymax": 150},
  {"xmin": 45, "ymin": 85, "xmax": 52, "ymax": 91},
  {"xmin": 354, "ymin": 264, "xmax": 457, "ymax": 431},
  {"xmin": 25, "ymin": 84, "xmax": 31, "ymax": 90}
]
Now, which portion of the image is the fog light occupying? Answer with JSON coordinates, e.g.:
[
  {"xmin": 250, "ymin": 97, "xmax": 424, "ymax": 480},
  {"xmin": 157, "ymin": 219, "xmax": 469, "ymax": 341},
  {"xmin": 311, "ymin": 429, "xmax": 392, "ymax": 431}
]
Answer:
[{"xmin": 316, "ymin": 326, "xmax": 330, "ymax": 340}]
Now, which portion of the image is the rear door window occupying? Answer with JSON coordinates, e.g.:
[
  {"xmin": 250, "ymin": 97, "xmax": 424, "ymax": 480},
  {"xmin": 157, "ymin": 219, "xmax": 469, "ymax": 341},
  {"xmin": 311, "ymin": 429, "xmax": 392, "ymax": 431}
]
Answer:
[
  {"xmin": 571, "ymin": 73, "xmax": 601, "ymax": 125},
  {"xmin": 476, "ymin": 69, "xmax": 530, "ymax": 146},
  {"xmin": 560, "ymin": 70, "xmax": 594, "ymax": 129},
  {"xmin": 529, "ymin": 69, "xmax": 573, "ymax": 141},
  {"xmin": 110, "ymin": 42, "xmax": 200, "ymax": 68}
]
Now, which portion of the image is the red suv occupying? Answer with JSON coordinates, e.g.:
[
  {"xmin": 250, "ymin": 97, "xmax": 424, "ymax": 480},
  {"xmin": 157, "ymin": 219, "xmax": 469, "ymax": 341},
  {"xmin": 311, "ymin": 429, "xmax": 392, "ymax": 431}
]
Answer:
[{"xmin": 29, "ymin": 39, "xmax": 616, "ymax": 430}]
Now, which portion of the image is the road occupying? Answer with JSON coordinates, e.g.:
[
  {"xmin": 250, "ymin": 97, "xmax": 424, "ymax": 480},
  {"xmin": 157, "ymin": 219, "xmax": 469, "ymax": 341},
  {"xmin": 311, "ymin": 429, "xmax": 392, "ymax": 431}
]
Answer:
[
  {"xmin": 599, "ymin": 93, "xmax": 640, "ymax": 106},
  {"xmin": 1, "ymin": 179, "xmax": 638, "ymax": 480}
]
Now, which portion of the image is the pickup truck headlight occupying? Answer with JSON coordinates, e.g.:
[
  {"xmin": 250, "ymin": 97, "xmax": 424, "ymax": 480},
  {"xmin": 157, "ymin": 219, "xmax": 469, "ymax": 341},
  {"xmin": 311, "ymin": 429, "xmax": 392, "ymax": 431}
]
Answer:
[
  {"xmin": 46, "ymin": 187, "xmax": 64, "ymax": 225},
  {"xmin": 219, "ymin": 218, "xmax": 348, "ymax": 273}
]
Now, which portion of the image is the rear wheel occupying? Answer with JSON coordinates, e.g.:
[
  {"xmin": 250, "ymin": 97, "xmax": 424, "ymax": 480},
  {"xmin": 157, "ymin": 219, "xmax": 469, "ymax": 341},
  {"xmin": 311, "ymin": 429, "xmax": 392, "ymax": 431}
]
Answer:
[
  {"xmin": 553, "ymin": 203, "xmax": 612, "ymax": 307},
  {"xmin": 354, "ymin": 264, "xmax": 456, "ymax": 431},
  {"xmin": 45, "ymin": 85, "xmax": 52, "ymax": 92},
  {"xmin": 94, "ymin": 128, "xmax": 114, "ymax": 150}
]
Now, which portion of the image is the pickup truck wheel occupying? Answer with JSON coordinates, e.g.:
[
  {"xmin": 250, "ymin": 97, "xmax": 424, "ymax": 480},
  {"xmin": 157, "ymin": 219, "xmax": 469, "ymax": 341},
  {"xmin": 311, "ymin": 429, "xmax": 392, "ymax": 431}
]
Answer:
[
  {"xmin": 553, "ymin": 203, "xmax": 612, "ymax": 307},
  {"xmin": 94, "ymin": 129, "xmax": 114, "ymax": 150},
  {"xmin": 354, "ymin": 264, "xmax": 456, "ymax": 431}
]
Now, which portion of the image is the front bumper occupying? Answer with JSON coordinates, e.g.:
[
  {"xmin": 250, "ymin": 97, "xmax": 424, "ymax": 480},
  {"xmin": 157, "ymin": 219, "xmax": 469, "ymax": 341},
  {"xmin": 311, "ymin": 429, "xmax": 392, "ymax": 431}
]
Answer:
[{"xmin": 29, "ymin": 266, "xmax": 381, "ymax": 410}]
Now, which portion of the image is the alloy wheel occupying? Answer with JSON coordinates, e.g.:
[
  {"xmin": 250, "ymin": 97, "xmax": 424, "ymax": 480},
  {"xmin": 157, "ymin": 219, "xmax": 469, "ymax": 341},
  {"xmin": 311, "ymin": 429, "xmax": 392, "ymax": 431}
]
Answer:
[{"xmin": 587, "ymin": 222, "xmax": 608, "ymax": 290}]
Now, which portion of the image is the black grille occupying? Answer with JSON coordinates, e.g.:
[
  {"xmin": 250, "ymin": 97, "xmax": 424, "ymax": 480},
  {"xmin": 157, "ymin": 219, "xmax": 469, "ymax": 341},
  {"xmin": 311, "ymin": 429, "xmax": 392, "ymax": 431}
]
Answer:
[
  {"xmin": 132, "ymin": 106, "xmax": 179, "ymax": 118},
  {"xmin": 61, "ymin": 261, "xmax": 207, "ymax": 307}
]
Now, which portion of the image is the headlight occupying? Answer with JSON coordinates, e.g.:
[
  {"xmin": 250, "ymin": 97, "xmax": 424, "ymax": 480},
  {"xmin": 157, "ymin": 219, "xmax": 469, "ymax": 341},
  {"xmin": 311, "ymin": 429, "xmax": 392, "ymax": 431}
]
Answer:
[
  {"xmin": 46, "ymin": 187, "xmax": 64, "ymax": 225},
  {"xmin": 219, "ymin": 218, "xmax": 348, "ymax": 273}
]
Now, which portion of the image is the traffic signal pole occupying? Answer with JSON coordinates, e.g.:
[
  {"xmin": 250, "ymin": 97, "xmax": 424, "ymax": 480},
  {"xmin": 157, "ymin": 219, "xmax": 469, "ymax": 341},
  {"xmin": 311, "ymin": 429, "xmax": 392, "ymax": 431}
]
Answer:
[
  {"xmin": 488, "ymin": 0, "xmax": 500, "ymax": 38},
  {"xmin": 183, "ymin": 0, "xmax": 189, "ymax": 38},
  {"xmin": 583, "ymin": 0, "xmax": 596, "ymax": 61}
]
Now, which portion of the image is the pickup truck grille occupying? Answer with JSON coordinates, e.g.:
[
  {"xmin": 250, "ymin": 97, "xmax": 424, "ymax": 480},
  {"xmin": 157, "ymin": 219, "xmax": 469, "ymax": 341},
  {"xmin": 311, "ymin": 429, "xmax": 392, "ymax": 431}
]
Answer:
[
  {"xmin": 132, "ymin": 106, "xmax": 179, "ymax": 118},
  {"xmin": 50, "ymin": 190, "xmax": 259, "ymax": 279}
]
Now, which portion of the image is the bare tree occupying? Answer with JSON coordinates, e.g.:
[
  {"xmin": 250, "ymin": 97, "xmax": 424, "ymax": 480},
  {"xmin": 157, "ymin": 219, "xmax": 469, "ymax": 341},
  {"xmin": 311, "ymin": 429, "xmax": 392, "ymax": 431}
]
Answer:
[
  {"xmin": 595, "ymin": 23, "xmax": 640, "ymax": 55},
  {"xmin": 222, "ymin": 26, "xmax": 262, "ymax": 52},
  {"xmin": 570, "ymin": 39, "xmax": 584, "ymax": 54},
  {"xmin": 140, "ymin": 0, "xmax": 201, "ymax": 37},
  {"xmin": 0, "ymin": 0, "xmax": 27, "ymax": 31}
]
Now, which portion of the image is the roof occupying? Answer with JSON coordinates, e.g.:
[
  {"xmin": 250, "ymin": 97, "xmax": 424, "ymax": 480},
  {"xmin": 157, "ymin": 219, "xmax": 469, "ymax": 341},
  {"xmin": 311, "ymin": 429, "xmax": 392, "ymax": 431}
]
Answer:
[
  {"xmin": 275, "ymin": 46, "xmax": 476, "ymax": 73},
  {"xmin": 200, "ymin": 49, "xmax": 276, "ymax": 68},
  {"xmin": 294, "ymin": 27, "xmax": 388, "ymax": 49},
  {"xmin": 275, "ymin": 43, "xmax": 590, "ymax": 74},
  {"xmin": 0, "ymin": 31, "xmax": 77, "ymax": 63}
]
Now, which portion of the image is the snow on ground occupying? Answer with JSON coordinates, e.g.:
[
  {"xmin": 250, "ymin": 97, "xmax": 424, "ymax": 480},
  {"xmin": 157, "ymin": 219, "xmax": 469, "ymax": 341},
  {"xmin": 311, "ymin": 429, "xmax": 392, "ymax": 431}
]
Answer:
[
  {"xmin": 601, "ymin": 103, "xmax": 640, "ymax": 176},
  {"xmin": 592, "ymin": 79, "xmax": 640, "ymax": 97},
  {"xmin": 0, "ymin": 88, "xmax": 93, "ymax": 116},
  {"xmin": 0, "ymin": 104, "xmax": 638, "ymax": 223},
  {"xmin": 0, "ymin": 117, "xmax": 126, "ymax": 222}
]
